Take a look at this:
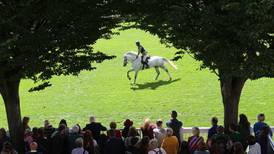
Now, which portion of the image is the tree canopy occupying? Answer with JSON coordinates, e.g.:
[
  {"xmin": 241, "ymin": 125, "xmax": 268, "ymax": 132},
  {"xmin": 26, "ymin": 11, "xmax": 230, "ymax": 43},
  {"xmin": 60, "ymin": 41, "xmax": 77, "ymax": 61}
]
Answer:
[
  {"xmin": 123, "ymin": 0, "xmax": 274, "ymax": 127},
  {"xmin": 0, "ymin": 0, "xmax": 121, "ymax": 151},
  {"xmin": 125, "ymin": 0, "xmax": 274, "ymax": 78},
  {"xmin": 0, "ymin": 0, "xmax": 121, "ymax": 87}
]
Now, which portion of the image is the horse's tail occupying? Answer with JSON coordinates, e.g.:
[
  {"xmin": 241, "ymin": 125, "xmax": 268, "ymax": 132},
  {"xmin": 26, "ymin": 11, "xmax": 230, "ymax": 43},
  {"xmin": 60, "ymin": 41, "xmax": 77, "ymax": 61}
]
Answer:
[{"xmin": 163, "ymin": 58, "xmax": 177, "ymax": 70}]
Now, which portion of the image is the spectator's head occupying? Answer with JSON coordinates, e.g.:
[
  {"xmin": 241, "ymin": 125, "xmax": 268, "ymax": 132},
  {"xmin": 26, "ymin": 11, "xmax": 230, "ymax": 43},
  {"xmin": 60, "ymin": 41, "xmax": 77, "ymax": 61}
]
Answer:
[
  {"xmin": 24, "ymin": 128, "xmax": 32, "ymax": 136},
  {"xmin": 44, "ymin": 120, "xmax": 50, "ymax": 127},
  {"xmin": 148, "ymin": 139, "xmax": 159, "ymax": 150},
  {"xmin": 71, "ymin": 124, "xmax": 80, "ymax": 134},
  {"xmin": 58, "ymin": 124, "xmax": 67, "ymax": 135},
  {"xmin": 210, "ymin": 143, "xmax": 223, "ymax": 154},
  {"xmin": 83, "ymin": 130, "xmax": 94, "ymax": 145},
  {"xmin": 197, "ymin": 140, "xmax": 207, "ymax": 151},
  {"xmin": 23, "ymin": 116, "xmax": 30, "ymax": 126},
  {"xmin": 107, "ymin": 129, "xmax": 115, "ymax": 138},
  {"xmin": 0, "ymin": 128, "xmax": 7, "ymax": 138},
  {"xmin": 171, "ymin": 110, "xmax": 177, "ymax": 119},
  {"xmin": 75, "ymin": 137, "xmax": 84, "ymax": 148},
  {"xmin": 130, "ymin": 137, "xmax": 139, "ymax": 146},
  {"xmin": 139, "ymin": 136, "xmax": 150, "ymax": 153},
  {"xmin": 211, "ymin": 117, "xmax": 218, "ymax": 125},
  {"xmin": 141, "ymin": 136, "xmax": 150, "ymax": 145},
  {"xmin": 257, "ymin": 113, "xmax": 265, "ymax": 122},
  {"xmin": 192, "ymin": 127, "xmax": 200, "ymax": 137},
  {"xmin": 128, "ymin": 126, "xmax": 138, "ymax": 137},
  {"xmin": 30, "ymin": 142, "xmax": 38, "ymax": 151},
  {"xmin": 89, "ymin": 116, "xmax": 96, "ymax": 123},
  {"xmin": 247, "ymin": 135, "xmax": 256, "ymax": 145},
  {"xmin": 59, "ymin": 119, "xmax": 67, "ymax": 127},
  {"xmin": 83, "ymin": 131, "xmax": 95, "ymax": 150},
  {"xmin": 2, "ymin": 141, "xmax": 14, "ymax": 153},
  {"xmin": 232, "ymin": 142, "xmax": 245, "ymax": 154},
  {"xmin": 37, "ymin": 127, "xmax": 44, "ymax": 138},
  {"xmin": 166, "ymin": 128, "xmax": 174, "ymax": 137},
  {"xmin": 124, "ymin": 119, "xmax": 133, "ymax": 127},
  {"xmin": 239, "ymin": 114, "xmax": 250, "ymax": 128},
  {"xmin": 229, "ymin": 124, "xmax": 238, "ymax": 132},
  {"xmin": 32, "ymin": 127, "xmax": 39, "ymax": 138},
  {"xmin": 156, "ymin": 119, "xmax": 163, "ymax": 128},
  {"xmin": 110, "ymin": 121, "xmax": 117, "ymax": 130},
  {"xmin": 32, "ymin": 127, "xmax": 38, "ymax": 134},
  {"xmin": 76, "ymin": 124, "xmax": 81, "ymax": 133},
  {"xmin": 217, "ymin": 126, "xmax": 224, "ymax": 134},
  {"xmin": 143, "ymin": 118, "xmax": 151, "ymax": 129},
  {"xmin": 84, "ymin": 130, "xmax": 93, "ymax": 138}
]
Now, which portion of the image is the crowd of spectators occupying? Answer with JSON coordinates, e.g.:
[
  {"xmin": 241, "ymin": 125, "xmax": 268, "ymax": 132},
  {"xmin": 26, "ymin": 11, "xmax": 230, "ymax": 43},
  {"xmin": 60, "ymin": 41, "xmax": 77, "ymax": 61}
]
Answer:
[{"xmin": 0, "ymin": 111, "xmax": 272, "ymax": 154}]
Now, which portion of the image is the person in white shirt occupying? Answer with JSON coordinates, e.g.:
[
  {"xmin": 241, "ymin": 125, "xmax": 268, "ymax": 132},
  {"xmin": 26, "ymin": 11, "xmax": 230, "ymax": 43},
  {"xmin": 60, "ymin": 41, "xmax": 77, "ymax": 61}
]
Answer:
[
  {"xmin": 148, "ymin": 139, "xmax": 166, "ymax": 154},
  {"xmin": 247, "ymin": 135, "xmax": 261, "ymax": 154},
  {"xmin": 153, "ymin": 119, "xmax": 166, "ymax": 146},
  {"xmin": 71, "ymin": 138, "xmax": 89, "ymax": 154}
]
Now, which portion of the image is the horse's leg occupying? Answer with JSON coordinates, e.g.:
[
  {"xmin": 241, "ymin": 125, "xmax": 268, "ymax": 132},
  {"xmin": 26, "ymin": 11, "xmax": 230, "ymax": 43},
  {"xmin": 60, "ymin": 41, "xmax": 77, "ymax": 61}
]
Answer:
[
  {"xmin": 134, "ymin": 71, "xmax": 139, "ymax": 84},
  {"xmin": 155, "ymin": 67, "xmax": 160, "ymax": 80},
  {"xmin": 160, "ymin": 66, "xmax": 172, "ymax": 80},
  {"xmin": 127, "ymin": 69, "xmax": 134, "ymax": 80}
]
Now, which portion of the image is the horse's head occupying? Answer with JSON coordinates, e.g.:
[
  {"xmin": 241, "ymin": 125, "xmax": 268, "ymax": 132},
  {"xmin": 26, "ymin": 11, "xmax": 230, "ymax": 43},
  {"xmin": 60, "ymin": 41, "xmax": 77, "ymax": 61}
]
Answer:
[{"xmin": 123, "ymin": 51, "xmax": 137, "ymax": 67}]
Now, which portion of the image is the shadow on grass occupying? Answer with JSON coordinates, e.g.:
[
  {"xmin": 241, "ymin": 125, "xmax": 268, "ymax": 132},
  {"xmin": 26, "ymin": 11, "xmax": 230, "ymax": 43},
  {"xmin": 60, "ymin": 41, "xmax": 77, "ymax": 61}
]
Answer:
[{"xmin": 131, "ymin": 78, "xmax": 181, "ymax": 90}]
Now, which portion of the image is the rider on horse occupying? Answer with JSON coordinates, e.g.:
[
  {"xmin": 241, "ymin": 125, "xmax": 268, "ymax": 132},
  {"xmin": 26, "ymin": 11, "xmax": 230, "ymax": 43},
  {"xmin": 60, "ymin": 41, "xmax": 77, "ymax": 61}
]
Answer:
[{"xmin": 136, "ymin": 41, "xmax": 149, "ymax": 69}]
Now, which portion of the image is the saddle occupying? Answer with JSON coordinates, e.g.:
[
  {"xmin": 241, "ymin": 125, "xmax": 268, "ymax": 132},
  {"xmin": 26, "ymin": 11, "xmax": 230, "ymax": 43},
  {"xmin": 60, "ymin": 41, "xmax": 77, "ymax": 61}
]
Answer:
[
  {"xmin": 142, "ymin": 56, "xmax": 150, "ymax": 69},
  {"xmin": 145, "ymin": 56, "xmax": 150, "ymax": 62}
]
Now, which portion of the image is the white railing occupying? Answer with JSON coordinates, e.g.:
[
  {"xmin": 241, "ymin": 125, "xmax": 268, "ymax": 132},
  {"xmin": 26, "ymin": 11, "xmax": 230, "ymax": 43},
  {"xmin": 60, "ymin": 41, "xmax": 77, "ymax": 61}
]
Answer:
[
  {"xmin": 180, "ymin": 126, "xmax": 274, "ymax": 137},
  {"xmin": 269, "ymin": 135, "xmax": 274, "ymax": 154},
  {"xmin": 134, "ymin": 126, "xmax": 274, "ymax": 139}
]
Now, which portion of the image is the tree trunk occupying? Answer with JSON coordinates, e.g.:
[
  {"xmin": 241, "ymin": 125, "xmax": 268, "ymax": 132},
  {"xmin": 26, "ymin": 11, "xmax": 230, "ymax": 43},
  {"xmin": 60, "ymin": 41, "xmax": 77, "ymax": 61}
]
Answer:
[
  {"xmin": 0, "ymin": 80, "xmax": 24, "ymax": 153},
  {"xmin": 220, "ymin": 77, "xmax": 246, "ymax": 132}
]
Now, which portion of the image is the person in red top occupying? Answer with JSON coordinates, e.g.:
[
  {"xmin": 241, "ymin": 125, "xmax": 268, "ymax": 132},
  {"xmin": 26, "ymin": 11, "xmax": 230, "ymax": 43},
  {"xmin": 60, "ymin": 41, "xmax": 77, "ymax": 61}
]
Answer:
[
  {"xmin": 109, "ymin": 121, "xmax": 122, "ymax": 138},
  {"xmin": 141, "ymin": 118, "xmax": 156, "ymax": 139}
]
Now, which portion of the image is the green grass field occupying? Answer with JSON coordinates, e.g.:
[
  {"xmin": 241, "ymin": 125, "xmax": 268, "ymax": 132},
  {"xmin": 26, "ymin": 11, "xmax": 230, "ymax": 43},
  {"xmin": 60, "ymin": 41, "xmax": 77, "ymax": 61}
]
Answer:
[{"xmin": 0, "ymin": 29, "xmax": 273, "ymax": 129}]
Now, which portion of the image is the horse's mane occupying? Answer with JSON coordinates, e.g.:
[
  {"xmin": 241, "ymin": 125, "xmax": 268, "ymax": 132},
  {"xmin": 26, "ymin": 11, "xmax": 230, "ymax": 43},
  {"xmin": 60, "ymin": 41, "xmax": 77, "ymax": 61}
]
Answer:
[{"xmin": 125, "ymin": 51, "xmax": 137, "ymax": 56}]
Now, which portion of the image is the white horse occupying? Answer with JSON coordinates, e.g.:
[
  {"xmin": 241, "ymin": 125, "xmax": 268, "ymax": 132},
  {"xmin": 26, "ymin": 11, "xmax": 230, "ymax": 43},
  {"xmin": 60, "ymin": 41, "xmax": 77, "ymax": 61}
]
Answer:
[{"xmin": 123, "ymin": 51, "xmax": 177, "ymax": 84}]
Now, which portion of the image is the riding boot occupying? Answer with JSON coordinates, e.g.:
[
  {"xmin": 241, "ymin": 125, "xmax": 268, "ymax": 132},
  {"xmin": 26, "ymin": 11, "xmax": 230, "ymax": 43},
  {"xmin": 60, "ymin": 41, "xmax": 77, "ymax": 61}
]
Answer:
[
  {"xmin": 145, "ymin": 63, "xmax": 149, "ymax": 69},
  {"xmin": 141, "ymin": 60, "xmax": 146, "ymax": 70}
]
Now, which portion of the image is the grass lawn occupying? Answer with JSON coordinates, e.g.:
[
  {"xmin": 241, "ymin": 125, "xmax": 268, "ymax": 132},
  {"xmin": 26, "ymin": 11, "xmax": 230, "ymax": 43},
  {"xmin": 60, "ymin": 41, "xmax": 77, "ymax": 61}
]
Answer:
[{"xmin": 0, "ymin": 29, "xmax": 273, "ymax": 129}]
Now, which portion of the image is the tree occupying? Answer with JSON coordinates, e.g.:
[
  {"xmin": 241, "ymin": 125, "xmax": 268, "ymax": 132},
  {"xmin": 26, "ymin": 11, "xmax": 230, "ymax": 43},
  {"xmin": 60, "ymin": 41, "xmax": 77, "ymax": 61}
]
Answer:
[
  {"xmin": 0, "ymin": 0, "xmax": 121, "ymax": 152},
  {"xmin": 123, "ymin": 0, "xmax": 274, "ymax": 129}
]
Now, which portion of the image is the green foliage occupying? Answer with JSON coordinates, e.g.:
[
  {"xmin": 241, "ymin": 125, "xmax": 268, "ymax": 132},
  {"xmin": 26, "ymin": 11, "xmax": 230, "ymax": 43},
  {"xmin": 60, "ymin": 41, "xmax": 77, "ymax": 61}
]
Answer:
[
  {"xmin": 124, "ymin": 0, "xmax": 274, "ymax": 79},
  {"xmin": 0, "ymin": 0, "xmax": 121, "ymax": 89}
]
